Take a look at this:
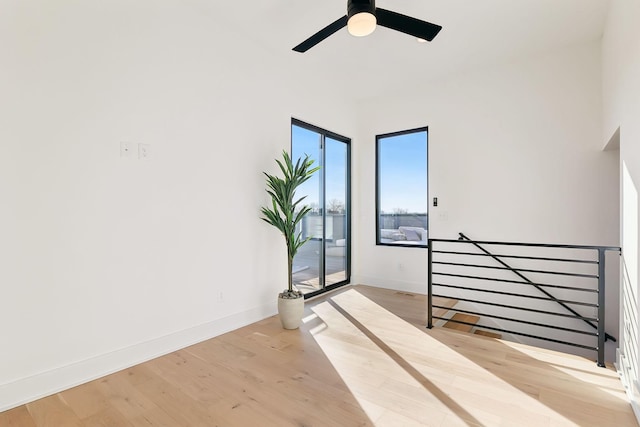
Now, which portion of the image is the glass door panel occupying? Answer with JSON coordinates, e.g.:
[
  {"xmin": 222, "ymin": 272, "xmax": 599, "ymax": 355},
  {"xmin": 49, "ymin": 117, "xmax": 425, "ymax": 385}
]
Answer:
[
  {"xmin": 291, "ymin": 125, "xmax": 323, "ymax": 294},
  {"xmin": 324, "ymin": 137, "xmax": 348, "ymax": 286}
]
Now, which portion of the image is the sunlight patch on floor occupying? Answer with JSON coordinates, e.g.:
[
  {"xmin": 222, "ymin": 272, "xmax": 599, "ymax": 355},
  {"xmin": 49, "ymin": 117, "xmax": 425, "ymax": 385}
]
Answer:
[
  {"xmin": 487, "ymin": 326, "xmax": 629, "ymax": 402},
  {"xmin": 311, "ymin": 300, "xmax": 482, "ymax": 426},
  {"xmin": 308, "ymin": 288, "xmax": 626, "ymax": 426},
  {"xmin": 302, "ymin": 313, "xmax": 319, "ymax": 323}
]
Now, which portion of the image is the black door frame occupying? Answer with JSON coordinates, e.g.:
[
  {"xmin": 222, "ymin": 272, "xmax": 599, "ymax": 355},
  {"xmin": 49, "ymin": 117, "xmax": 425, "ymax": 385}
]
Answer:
[{"xmin": 291, "ymin": 118, "xmax": 351, "ymax": 299}]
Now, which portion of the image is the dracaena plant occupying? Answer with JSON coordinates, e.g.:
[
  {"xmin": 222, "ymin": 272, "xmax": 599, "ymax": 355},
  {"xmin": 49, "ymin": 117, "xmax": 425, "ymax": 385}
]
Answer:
[{"xmin": 261, "ymin": 150, "xmax": 320, "ymax": 297}]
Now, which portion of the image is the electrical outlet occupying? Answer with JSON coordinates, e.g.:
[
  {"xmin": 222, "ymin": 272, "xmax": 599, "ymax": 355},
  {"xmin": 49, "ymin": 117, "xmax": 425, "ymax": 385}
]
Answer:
[{"xmin": 138, "ymin": 143, "xmax": 150, "ymax": 159}]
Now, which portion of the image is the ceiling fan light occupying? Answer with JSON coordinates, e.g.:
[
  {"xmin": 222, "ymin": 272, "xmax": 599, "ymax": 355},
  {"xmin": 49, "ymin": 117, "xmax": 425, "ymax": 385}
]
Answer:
[{"xmin": 347, "ymin": 12, "xmax": 376, "ymax": 37}]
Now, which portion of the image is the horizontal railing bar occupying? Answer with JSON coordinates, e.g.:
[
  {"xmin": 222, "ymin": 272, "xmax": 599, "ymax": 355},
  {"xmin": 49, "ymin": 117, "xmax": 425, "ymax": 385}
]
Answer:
[
  {"xmin": 429, "ymin": 238, "xmax": 621, "ymax": 252},
  {"xmin": 455, "ymin": 232, "xmax": 616, "ymax": 344},
  {"xmin": 432, "ymin": 305, "xmax": 597, "ymax": 336},
  {"xmin": 432, "ymin": 316, "xmax": 598, "ymax": 351},
  {"xmin": 432, "ymin": 293, "xmax": 598, "ymax": 321},
  {"xmin": 432, "ymin": 272, "xmax": 597, "ymax": 293},
  {"xmin": 433, "ymin": 261, "xmax": 599, "ymax": 279},
  {"xmin": 433, "ymin": 283, "xmax": 598, "ymax": 307},
  {"xmin": 432, "ymin": 250, "xmax": 598, "ymax": 264}
]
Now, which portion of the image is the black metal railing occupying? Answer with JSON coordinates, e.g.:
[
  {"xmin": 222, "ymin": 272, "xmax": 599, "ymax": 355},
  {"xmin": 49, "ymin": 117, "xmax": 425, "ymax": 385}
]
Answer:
[{"xmin": 427, "ymin": 234, "xmax": 621, "ymax": 367}]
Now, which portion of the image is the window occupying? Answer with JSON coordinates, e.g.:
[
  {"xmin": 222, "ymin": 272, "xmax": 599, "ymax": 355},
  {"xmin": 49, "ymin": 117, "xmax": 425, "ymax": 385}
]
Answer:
[{"xmin": 376, "ymin": 127, "xmax": 428, "ymax": 247}]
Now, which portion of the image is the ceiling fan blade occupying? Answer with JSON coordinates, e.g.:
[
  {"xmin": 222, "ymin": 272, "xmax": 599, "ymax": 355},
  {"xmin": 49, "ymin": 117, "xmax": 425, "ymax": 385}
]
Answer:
[
  {"xmin": 293, "ymin": 15, "xmax": 348, "ymax": 52},
  {"xmin": 376, "ymin": 8, "xmax": 442, "ymax": 41}
]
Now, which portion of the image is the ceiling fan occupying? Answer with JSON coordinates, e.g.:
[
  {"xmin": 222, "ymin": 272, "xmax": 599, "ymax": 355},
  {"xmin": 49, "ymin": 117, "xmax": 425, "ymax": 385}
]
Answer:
[{"xmin": 293, "ymin": 0, "xmax": 442, "ymax": 53}]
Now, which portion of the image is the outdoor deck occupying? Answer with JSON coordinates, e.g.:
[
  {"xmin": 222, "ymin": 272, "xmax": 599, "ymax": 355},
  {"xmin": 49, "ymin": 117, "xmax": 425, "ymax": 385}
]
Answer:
[{"xmin": 293, "ymin": 239, "xmax": 347, "ymax": 294}]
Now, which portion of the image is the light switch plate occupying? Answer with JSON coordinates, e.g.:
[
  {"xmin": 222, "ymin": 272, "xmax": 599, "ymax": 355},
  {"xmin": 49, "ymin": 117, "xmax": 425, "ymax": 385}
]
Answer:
[{"xmin": 138, "ymin": 143, "xmax": 150, "ymax": 159}]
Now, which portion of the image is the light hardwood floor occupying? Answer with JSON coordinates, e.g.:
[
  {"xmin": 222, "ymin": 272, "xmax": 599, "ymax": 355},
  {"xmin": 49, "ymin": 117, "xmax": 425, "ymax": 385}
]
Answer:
[{"xmin": 1, "ymin": 285, "xmax": 637, "ymax": 426}]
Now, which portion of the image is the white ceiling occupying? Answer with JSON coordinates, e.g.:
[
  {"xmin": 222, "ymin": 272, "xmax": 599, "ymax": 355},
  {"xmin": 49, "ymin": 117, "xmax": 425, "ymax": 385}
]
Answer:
[{"xmin": 192, "ymin": 0, "xmax": 610, "ymax": 100}]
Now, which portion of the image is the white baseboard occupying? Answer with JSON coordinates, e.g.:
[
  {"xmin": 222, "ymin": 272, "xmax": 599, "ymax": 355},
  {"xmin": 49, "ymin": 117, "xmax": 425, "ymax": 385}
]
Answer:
[{"xmin": 0, "ymin": 304, "xmax": 276, "ymax": 413}]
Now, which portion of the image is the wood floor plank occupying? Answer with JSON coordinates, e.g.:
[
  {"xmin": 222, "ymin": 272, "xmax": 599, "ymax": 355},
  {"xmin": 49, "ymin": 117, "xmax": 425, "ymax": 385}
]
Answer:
[
  {"xmin": 2, "ymin": 284, "xmax": 636, "ymax": 427},
  {"xmin": 474, "ymin": 329, "xmax": 502, "ymax": 338},
  {"xmin": 128, "ymin": 407, "xmax": 183, "ymax": 427},
  {"xmin": 81, "ymin": 407, "xmax": 134, "ymax": 427},
  {"xmin": 59, "ymin": 381, "xmax": 111, "ymax": 420},
  {"xmin": 119, "ymin": 364, "xmax": 158, "ymax": 387},
  {"xmin": 0, "ymin": 405, "xmax": 37, "ymax": 427},
  {"xmin": 189, "ymin": 333, "xmax": 372, "ymax": 425},
  {"xmin": 354, "ymin": 285, "xmax": 457, "ymax": 327},
  {"xmin": 134, "ymin": 374, "xmax": 219, "ymax": 426},
  {"xmin": 144, "ymin": 350, "xmax": 226, "ymax": 406},
  {"xmin": 443, "ymin": 313, "xmax": 480, "ymax": 332},
  {"xmin": 329, "ymin": 288, "xmax": 636, "ymax": 427},
  {"xmin": 91, "ymin": 370, "xmax": 165, "ymax": 421},
  {"xmin": 26, "ymin": 395, "xmax": 85, "ymax": 427}
]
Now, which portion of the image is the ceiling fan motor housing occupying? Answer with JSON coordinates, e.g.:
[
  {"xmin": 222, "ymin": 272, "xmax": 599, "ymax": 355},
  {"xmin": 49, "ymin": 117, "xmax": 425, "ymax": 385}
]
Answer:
[{"xmin": 348, "ymin": 0, "xmax": 376, "ymax": 18}]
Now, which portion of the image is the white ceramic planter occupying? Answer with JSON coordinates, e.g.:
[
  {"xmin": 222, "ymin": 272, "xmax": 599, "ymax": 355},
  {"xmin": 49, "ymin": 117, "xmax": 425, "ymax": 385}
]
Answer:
[{"xmin": 277, "ymin": 295, "xmax": 304, "ymax": 329}]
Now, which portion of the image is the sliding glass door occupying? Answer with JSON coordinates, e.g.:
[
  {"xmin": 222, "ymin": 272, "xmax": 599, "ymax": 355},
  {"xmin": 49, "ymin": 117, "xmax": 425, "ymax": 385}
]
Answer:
[{"xmin": 291, "ymin": 119, "xmax": 350, "ymax": 298}]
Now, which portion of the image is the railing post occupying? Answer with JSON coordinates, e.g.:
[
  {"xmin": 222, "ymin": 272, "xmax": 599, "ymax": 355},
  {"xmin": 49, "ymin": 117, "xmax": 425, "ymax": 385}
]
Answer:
[
  {"xmin": 427, "ymin": 240, "xmax": 433, "ymax": 329},
  {"xmin": 597, "ymin": 248, "xmax": 606, "ymax": 367}
]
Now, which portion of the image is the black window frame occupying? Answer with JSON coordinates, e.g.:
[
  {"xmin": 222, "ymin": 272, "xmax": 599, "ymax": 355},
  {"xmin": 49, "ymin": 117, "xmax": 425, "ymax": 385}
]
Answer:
[{"xmin": 375, "ymin": 126, "xmax": 429, "ymax": 249}]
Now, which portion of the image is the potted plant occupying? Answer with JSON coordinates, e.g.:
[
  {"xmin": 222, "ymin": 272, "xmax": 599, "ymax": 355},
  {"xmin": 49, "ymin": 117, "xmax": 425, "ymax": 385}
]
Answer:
[{"xmin": 261, "ymin": 150, "xmax": 320, "ymax": 329}]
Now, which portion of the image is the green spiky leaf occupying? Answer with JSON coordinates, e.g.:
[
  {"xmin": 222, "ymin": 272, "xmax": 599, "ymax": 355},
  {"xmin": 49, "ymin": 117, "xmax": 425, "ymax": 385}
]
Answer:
[{"xmin": 260, "ymin": 150, "xmax": 320, "ymax": 293}]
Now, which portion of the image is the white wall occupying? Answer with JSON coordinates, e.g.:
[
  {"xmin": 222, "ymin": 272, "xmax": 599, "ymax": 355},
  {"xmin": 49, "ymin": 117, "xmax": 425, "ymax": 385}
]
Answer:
[
  {"xmin": 351, "ymin": 41, "xmax": 620, "ymax": 361},
  {"xmin": 602, "ymin": 0, "xmax": 640, "ymax": 417},
  {"xmin": 353, "ymin": 41, "xmax": 619, "ymax": 291},
  {"xmin": 0, "ymin": 0, "xmax": 356, "ymax": 411},
  {"xmin": 0, "ymin": 0, "xmax": 627, "ymax": 412}
]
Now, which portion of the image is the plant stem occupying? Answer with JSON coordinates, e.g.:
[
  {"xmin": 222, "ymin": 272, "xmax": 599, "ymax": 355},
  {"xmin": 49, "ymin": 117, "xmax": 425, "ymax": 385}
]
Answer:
[{"xmin": 287, "ymin": 252, "xmax": 293, "ymax": 293}]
